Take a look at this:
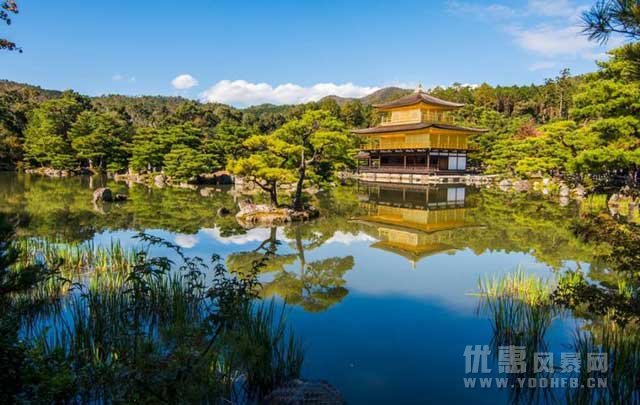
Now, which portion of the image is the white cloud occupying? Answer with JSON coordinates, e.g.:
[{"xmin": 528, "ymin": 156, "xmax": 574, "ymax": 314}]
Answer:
[
  {"xmin": 174, "ymin": 234, "xmax": 198, "ymax": 249},
  {"xmin": 200, "ymin": 80, "xmax": 380, "ymax": 107},
  {"xmin": 446, "ymin": 1, "xmax": 517, "ymax": 20},
  {"xmin": 202, "ymin": 227, "xmax": 292, "ymax": 245},
  {"xmin": 171, "ymin": 74, "xmax": 199, "ymax": 90},
  {"xmin": 529, "ymin": 61, "xmax": 558, "ymax": 71},
  {"xmin": 324, "ymin": 231, "xmax": 376, "ymax": 245},
  {"xmin": 507, "ymin": 24, "xmax": 598, "ymax": 58},
  {"xmin": 526, "ymin": 0, "xmax": 586, "ymax": 19},
  {"xmin": 112, "ymin": 74, "xmax": 136, "ymax": 83},
  {"xmin": 448, "ymin": 0, "xmax": 618, "ymax": 62}
]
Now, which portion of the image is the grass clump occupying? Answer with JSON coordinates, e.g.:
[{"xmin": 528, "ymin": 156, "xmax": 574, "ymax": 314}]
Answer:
[
  {"xmin": 1, "ymin": 219, "xmax": 305, "ymax": 404},
  {"xmin": 478, "ymin": 268, "xmax": 555, "ymax": 306}
]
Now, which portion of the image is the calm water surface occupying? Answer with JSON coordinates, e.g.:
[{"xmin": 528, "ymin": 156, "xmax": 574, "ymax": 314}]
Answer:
[{"xmin": 0, "ymin": 173, "xmax": 607, "ymax": 403}]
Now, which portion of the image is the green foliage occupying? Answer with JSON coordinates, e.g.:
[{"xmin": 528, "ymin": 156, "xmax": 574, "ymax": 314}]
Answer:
[
  {"xmin": 129, "ymin": 127, "xmax": 166, "ymax": 172},
  {"xmin": 582, "ymin": 0, "xmax": 640, "ymax": 44},
  {"xmin": 69, "ymin": 110, "xmax": 132, "ymax": 172},
  {"xmin": 229, "ymin": 109, "xmax": 352, "ymax": 208},
  {"xmin": 163, "ymin": 144, "xmax": 211, "ymax": 181},
  {"xmin": 474, "ymin": 43, "xmax": 640, "ymax": 181},
  {"xmin": 1, "ymin": 227, "xmax": 304, "ymax": 403},
  {"xmin": 23, "ymin": 91, "xmax": 90, "ymax": 169},
  {"xmin": 129, "ymin": 124, "xmax": 202, "ymax": 173},
  {"xmin": 202, "ymin": 121, "xmax": 253, "ymax": 168}
]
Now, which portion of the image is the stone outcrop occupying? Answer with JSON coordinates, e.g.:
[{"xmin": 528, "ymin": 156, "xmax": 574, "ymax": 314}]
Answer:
[
  {"xmin": 512, "ymin": 180, "xmax": 531, "ymax": 192},
  {"xmin": 235, "ymin": 199, "xmax": 318, "ymax": 228},
  {"xmin": 92, "ymin": 187, "xmax": 113, "ymax": 203},
  {"xmin": 217, "ymin": 207, "xmax": 231, "ymax": 217},
  {"xmin": 558, "ymin": 184, "xmax": 570, "ymax": 198},
  {"xmin": 92, "ymin": 188, "xmax": 127, "ymax": 203},
  {"xmin": 154, "ymin": 174, "xmax": 166, "ymax": 188},
  {"xmin": 25, "ymin": 167, "xmax": 91, "ymax": 177},
  {"xmin": 572, "ymin": 185, "xmax": 586, "ymax": 198},
  {"xmin": 199, "ymin": 171, "xmax": 234, "ymax": 185}
]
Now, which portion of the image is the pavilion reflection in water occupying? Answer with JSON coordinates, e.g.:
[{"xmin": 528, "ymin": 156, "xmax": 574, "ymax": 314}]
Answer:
[{"xmin": 353, "ymin": 183, "xmax": 476, "ymax": 267}]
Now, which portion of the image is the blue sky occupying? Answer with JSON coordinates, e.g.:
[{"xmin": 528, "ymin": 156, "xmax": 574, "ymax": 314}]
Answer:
[{"xmin": 1, "ymin": 0, "xmax": 622, "ymax": 106}]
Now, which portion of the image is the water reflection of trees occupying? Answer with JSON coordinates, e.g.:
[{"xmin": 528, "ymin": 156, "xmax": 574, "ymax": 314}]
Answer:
[
  {"xmin": 354, "ymin": 183, "xmax": 604, "ymax": 270},
  {"xmin": 2, "ymin": 173, "xmax": 637, "ymax": 296},
  {"xmin": 227, "ymin": 225, "xmax": 355, "ymax": 312},
  {"xmin": 0, "ymin": 173, "xmax": 244, "ymax": 241}
]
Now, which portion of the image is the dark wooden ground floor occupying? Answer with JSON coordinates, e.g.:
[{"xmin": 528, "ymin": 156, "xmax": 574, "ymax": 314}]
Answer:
[{"xmin": 357, "ymin": 149, "xmax": 468, "ymax": 174}]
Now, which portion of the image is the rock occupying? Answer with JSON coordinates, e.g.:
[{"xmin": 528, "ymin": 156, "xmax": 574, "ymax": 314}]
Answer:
[
  {"xmin": 113, "ymin": 194, "xmax": 128, "ymax": 202},
  {"xmin": 93, "ymin": 187, "xmax": 113, "ymax": 203},
  {"xmin": 217, "ymin": 207, "xmax": 230, "ymax": 217},
  {"xmin": 200, "ymin": 187, "xmax": 214, "ymax": 197},
  {"xmin": 559, "ymin": 184, "xmax": 570, "ymax": 198},
  {"xmin": 572, "ymin": 185, "xmax": 587, "ymax": 198},
  {"xmin": 264, "ymin": 379, "xmax": 345, "ymax": 405},
  {"xmin": 513, "ymin": 180, "xmax": 531, "ymax": 192},
  {"xmin": 235, "ymin": 198, "xmax": 318, "ymax": 228},
  {"xmin": 154, "ymin": 174, "xmax": 166, "ymax": 188},
  {"xmin": 213, "ymin": 170, "xmax": 233, "ymax": 185},
  {"xmin": 609, "ymin": 193, "xmax": 620, "ymax": 207},
  {"xmin": 559, "ymin": 196, "xmax": 570, "ymax": 206},
  {"xmin": 542, "ymin": 178, "xmax": 552, "ymax": 186},
  {"xmin": 179, "ymin": 182, "xmax": 197, "ymax": 190}
]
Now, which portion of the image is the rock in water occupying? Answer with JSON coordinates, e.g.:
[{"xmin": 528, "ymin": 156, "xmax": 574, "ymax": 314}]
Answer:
[
  {"xmin": 93, "ymin": 187, "xmax": 113, "ymax": 203},
  {"xmin": 235, "ymin": 198, "xmax": 318, "ymax": 228}
]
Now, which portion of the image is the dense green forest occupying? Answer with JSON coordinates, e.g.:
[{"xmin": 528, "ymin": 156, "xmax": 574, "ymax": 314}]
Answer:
[{"xmin": 1, "ymin": 43, "xmax": 639, "ymax": 187}]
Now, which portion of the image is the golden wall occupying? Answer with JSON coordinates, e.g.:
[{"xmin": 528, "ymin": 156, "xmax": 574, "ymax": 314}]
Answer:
[{"xmin": 363, "ymin": 129, "xmax": 470, "ymax": 150}]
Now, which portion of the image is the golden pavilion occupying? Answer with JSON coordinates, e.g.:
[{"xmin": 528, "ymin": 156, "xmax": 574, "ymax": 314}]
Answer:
[{"xmin": 353, "ymin": 86, "xmax": 485, "ymax": 182}]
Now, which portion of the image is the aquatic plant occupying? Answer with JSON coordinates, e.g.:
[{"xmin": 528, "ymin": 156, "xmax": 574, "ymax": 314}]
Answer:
[
  {"xmin": 567, "ymin": 319, "xmax": 640, "ymax": 404},
  {"xmin": 3, "ymin": 230, "xmax": 304, "ymax": 403},
  {"xmin": 478, "ymin": 268, "xmax": 555, "ymax": 306},
  {"xmin": 476, "ymin": 269, "xmax": 559, "ymax": 404}
]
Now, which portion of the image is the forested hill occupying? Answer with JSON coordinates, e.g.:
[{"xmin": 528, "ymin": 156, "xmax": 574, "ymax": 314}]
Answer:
[
  {"xmin": 1, "ymin": 42, "xmax": 639, "ymax": 186},
  {"xmin": 321, "ymin": 87, "xmax": 413, "ymax": 106},
  {"xmin": 0, "ymin": 79, "xmax": 62, "ymax": 100}
]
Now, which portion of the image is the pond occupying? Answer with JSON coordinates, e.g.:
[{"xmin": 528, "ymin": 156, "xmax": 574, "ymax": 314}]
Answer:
[{"xmin": 1, "ymin": 172, "xmax": 636, "ymax": 404}]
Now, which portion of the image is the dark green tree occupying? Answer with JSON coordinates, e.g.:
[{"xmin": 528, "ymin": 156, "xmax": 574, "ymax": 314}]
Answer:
[
  {"xmin": 23, "ymin": 92, "xmax": 90, "ymax": 169},
  {"xmin": 69, "ymin": 111, "xmax": 133, "ymax": 172},
  {"xmin": 583, "ymin": 0, "xmax": 640, "ymax": 43},
  {"xmin": 0, "ymin": 0, "xmax": 20, "ymax": 52}
]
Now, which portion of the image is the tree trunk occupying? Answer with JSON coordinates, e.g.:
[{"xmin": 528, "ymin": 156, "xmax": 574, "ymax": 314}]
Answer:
[
  {"xmin": 269, "ymin": 182, "xmax": 279, "ymax": 207},
  {"xmin": 293, "ymin": 151, "xmax": 306, "ymax": 211}
]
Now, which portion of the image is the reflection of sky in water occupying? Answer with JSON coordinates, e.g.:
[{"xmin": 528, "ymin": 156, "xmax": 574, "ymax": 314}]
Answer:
[
  {"xmin": 99, "ymin": 226, "xmax": 570, "ymax": 313},
  {"xmin": 4, "ymin": 173, "xmax": 596, "ymax": 403},
  {"xmin": 92, "ymin": 226, "xmax": 581, "ymax": 403}
]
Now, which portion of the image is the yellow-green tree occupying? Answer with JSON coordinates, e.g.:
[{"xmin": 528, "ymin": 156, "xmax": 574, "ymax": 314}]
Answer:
[{"xmin": 229, "ymin": 110, "xmax": 352, "ymax": 210}]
